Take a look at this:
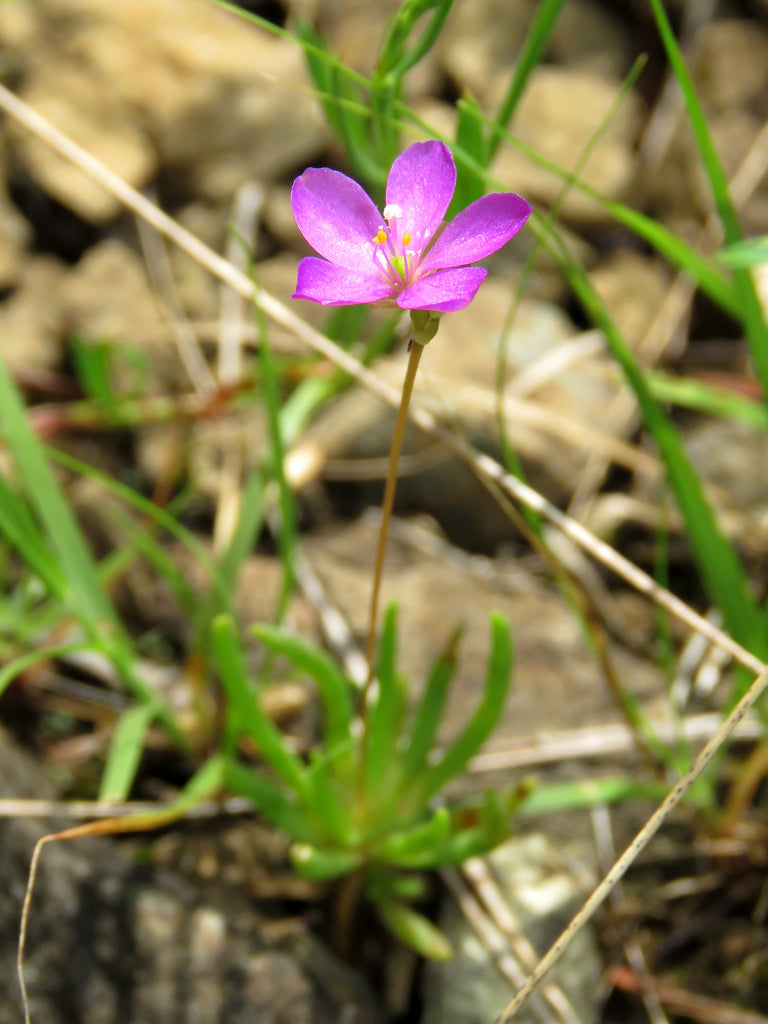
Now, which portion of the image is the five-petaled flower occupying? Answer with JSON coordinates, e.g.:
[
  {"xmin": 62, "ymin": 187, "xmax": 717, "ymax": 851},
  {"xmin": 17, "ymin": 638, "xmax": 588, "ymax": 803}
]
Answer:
[{"xmin": 291, "ymin": 140, "xmax": 531, "ymax": 314}]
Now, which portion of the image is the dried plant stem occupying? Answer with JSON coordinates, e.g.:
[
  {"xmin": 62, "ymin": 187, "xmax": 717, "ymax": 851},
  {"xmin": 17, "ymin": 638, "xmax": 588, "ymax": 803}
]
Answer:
[
  {"xmin": 492, "ymin": 660, "xmax": 768, "ymax": 1024},
  {"xmin": 364, "ymin": 341, "xmax": 423, "ymax": 690}
]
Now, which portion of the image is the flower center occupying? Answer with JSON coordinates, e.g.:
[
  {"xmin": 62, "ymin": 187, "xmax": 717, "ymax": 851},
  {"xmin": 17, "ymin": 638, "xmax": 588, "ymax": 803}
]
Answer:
[{"xmin": 371, "ymin": 203, "xmax": 419, "ymax": 288}]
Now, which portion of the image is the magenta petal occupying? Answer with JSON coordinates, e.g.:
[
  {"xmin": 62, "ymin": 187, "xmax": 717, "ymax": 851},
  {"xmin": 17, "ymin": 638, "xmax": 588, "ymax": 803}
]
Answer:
[
  {"xmin": 397, "ymin": 267, "xmax": 487, "ymax": 312},
  {"xmin": 385, "ymin": 141, "xmax": 456, "ymax": 252},
  {"xmin": 293, "ymin": 257, "xmax": 394, "ymax": 306},
  {"xmin": 419, "ymin": 193, "xmax": 532, "ymax": 273},
  {"xmin": 291, "ymin": 168, "xmax": 383, "ymax": 271}
]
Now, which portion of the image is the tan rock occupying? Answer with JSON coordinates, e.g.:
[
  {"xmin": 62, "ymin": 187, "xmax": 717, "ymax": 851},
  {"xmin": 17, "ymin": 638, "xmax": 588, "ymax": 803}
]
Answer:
[
  {"xmin": 691, "ymin": 19, "xmax": 768, "ymax": 112},
  {"xmin": 61, "ymin": 239, "xmax": 160, "ymax": 346},
  {"xmin": 15, "ymin": 67, "xmax": 155, "ymax": 224},
  {"xmin": 0, "ymin": 256, "xmax": 67, "ymax": 372},
  {"xmin": 9, "ymin": 0, "xmax": 324, "ymax": 222},
  {"xmin": 590, "ymin": 252, "xmax": 670, "ymax": 349},
  {"xmin": 0, "ymin": 140, "xmax": 31, "ymax": 288},
  {"xmin": 490, "ymin": 67, "xmax": 642, "ymax": 221},
  {"xmin": 438, "ymin": 0, "xmax": 537, "ymax": 103},
  {"xmin": 549, "ymin": 0, "xmax": 634, "ymax": 79}
]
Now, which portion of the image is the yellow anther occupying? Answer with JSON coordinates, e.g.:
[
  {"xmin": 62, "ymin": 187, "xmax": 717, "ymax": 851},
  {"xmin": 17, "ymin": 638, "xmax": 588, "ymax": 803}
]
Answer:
[
  {"xmin": 402, "ymin": 231, "xmax": 412, "ymax": 246},
  {"xmin": 373, "ymin": 228, "xmax": 387, "ymax": 245}
]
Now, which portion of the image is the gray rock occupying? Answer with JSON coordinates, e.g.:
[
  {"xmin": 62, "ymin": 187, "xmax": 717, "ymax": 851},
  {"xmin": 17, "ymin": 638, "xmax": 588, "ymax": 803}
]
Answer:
[
  {"xmin": 423, "ymin": 834, "xmax": 601, "ymax": 1024},
  {"xmin": 0, "ymin": 729, "xmax": 382, "ymax": 1024}
]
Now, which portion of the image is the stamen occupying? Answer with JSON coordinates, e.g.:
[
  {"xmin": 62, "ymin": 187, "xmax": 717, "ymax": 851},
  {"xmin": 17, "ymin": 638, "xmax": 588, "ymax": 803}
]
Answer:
[
  {"xmin": 373, "ymin": 228, "xmax": 387, "ymax": 245},
  {"xmin": 402, "ymin": 231, "xmax": 412, "ymax": 245}
]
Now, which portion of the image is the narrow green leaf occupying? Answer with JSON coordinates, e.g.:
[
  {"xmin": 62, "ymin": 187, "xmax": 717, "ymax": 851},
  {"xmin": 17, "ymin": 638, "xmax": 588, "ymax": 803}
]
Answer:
[
  {"xmin": 373, "ymin": 807, "xmax": 451, "ymax": 867},
  {"xmin": 486, "ymin": 0, "xmax": 568, "ymax": 160},
  {"xmin": 366, "ymin": 603, "xmax": 408, "ymax": 794},
  {"xmin": 544, "ymin": 226, "xmax": 767, "ymax": 659},
  {"xmin": 0, "ymin": 641, "xmax": 91, "ymax": 699},
  {"xmin": 290, "ymin": 842, "xmax": 362, "ymax": 881},
  {"xmin": 215, "ymin": 469, "xmax": 265, "ymax": 597},
  {"xmin": 251, "ymin": 624, "xmax": 355, "ymax": 748},
  {"xmin": 100, "ymin": 703, "xmax": 157, "ymax": 800},
  {"xmin": 0, "ymin": 475, "xmax": 68, "ymax": 596},
  {"xmin": 70, "ymin": 336, "xmax": 115, "ymax": 404},
  {"xmin": 518, "ymin": 776, "xmax": 668, "ymax": 816},
  {"xmin": 224, "ymin": 760, "xmax": 311, "ymax": 840},
  {"xmin": 719, "ymin": 236, "xmax": 768, "ymax": 268},
  {"xmin": 399, "ymin": 622, "xmax": 462, "ymax": 784},
  {"xmin": 648, "ymin": 0, "xmax": 768, "ymax": 399},
  {"xmin": 304, "ymin": 747, "xmax": 356, "ymax": 845},
  {"xmin": 646, "ymin": 370, "xmax": 768, "ymax": 429},
  {"xmin": 374, "ymin": 898, "xmax": 453, "ymax": 960},
  {"xmin": 377, "ymin": 0, "xmax": 455, "ymax": 81},
  {"xmin": 417, "ymin": 612, "xmax": 513, "ymax": 802},
  {"xmin": 211, "ymin": 614, "xmax": 310, "ymax": 799},
  {"xmin": 0, "ymin": 352, "xmax": 118, "ymax": 628},
  {"xmin": 451, "ymin": 95, "xmax": 488, "ymax": 214}
]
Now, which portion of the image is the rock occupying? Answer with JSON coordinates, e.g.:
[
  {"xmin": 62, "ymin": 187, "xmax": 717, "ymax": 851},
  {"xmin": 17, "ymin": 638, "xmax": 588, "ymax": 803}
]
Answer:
[
  {"xmin": 490, "ymin": 67, "xmax": 642, "ymax": 223},
  {"xmin": 438, "ymin": 0, "xmax": 537, "ymax": 104},
  {"xmin": 0, "ymin": 136, "xmax": 32, "ymax": 289},
  {"xmin": 590, "ymin": 252, "xmax": 670, "ymax": 349},
  {"xmin": 7, "ymin": 0, "xmax": 324, "ymax": 223},
  {"xmin": 690, "ymin": 19, "xmax": 768, "ymax": 113},
  {"xmin": 549, "ymin": 0, "xmax": 634, "ymax": 79},
  {"xmin": 14, "ymin": 66, "xmax": 155, "ymax": 225},
  {"xmin": 0, "ymin": 256, "xmax": 67, "ymax": 373},
  {"xmin": 422, "ymin": 834, "xmax": 601, "ymax": 1024},
  {"xmin": 302, "ymin": 516, "xmax": 663, "ymax": 743},
  {"xmin": 300, "ymin": 287, "xmax": 639, "ymax": 531},
  {"xmin": 0, "ymin": 728, "xmax": 383, "ymax": 1024},
  {"xmin": 680, "ymin": 418, "xmax": 768, "ymax": 559},
  {"xmin": 59, "ymin": 239, "xmax": 189, "ymax": 392}
]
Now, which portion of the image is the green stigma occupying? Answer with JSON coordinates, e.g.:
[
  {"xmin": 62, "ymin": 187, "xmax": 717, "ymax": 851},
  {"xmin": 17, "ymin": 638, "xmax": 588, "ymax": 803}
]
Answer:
[{"xmin": 390, "ymin": 254, "xmax": 407, "ymax": 281}]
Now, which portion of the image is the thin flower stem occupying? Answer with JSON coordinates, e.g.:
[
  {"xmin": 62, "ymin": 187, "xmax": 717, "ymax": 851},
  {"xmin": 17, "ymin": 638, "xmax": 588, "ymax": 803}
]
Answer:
[{"xmin": 364, "ymin": 340, "xmax": 423, "ymax": 691}]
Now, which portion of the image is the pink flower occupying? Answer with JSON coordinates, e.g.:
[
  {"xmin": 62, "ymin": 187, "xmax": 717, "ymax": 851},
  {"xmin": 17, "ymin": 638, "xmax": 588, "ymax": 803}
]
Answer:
[{"xmin": 291, "ymin": 141, "xmax": 531, "ymax": 314}]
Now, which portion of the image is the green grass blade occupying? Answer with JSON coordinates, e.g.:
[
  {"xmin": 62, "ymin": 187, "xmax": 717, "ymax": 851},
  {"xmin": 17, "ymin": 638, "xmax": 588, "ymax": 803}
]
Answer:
[
  {"xmin": 720, "ymin": 236, "xmax": 768, "ymax": 268},
  {"xmin": 451, "ymin": 95, "xmax": 488, "ymax": 214},
  {"xmin": 417, "ymin": 612, "xmax": 513, "ymax": 802},
  {"xmin": 211, "ymin": 614, "xmax": 309, "ymax": 799},
  {"xmin": 215, "ymin": 469, "xmax": 266, "ymax": 597},
  {"xmin": 48, "ymin": 448, "xmax": 230, "ymax": 612},
  {"xmin": 100, "ymin": 703, "xmax": 157, "ymax": 800},
  {"xmin": 0, "ymin": 475, "xmax": 68, "ymax": 596},
  {"xmin": 377, "ymin": 0, "xmax": 455, "ymax": 81},
  {"xmin": 647, "ymin": 0, "xmax": 768, "ymax": 398},
  {"xmin": 246, "ymin": 266, "xmax": 296, "ymax": 622},
  {"xmin": 646, "ymin": 370, "xmax": 768, "ymax": 429},
  {"xmin": 486, "ymin": 0, "xmax": 568, "ymax": 161},
  {"xmin": 519, "ymin": 776, "xmax": 668, "ymax": 816},
  {"xmin": 251, "ymin": 624, "xmax": 355, "ymax": 748},
  {"xmin": 544, "ymin": 225, "xmax": 766, "ymax": 658},
  {"xmin": 0, "ymin": 641, "xmax": 92, "ymax": 699},
  {"xmin": 0, "ymin": 353, "xmax": 118, "ymax": 628}
]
